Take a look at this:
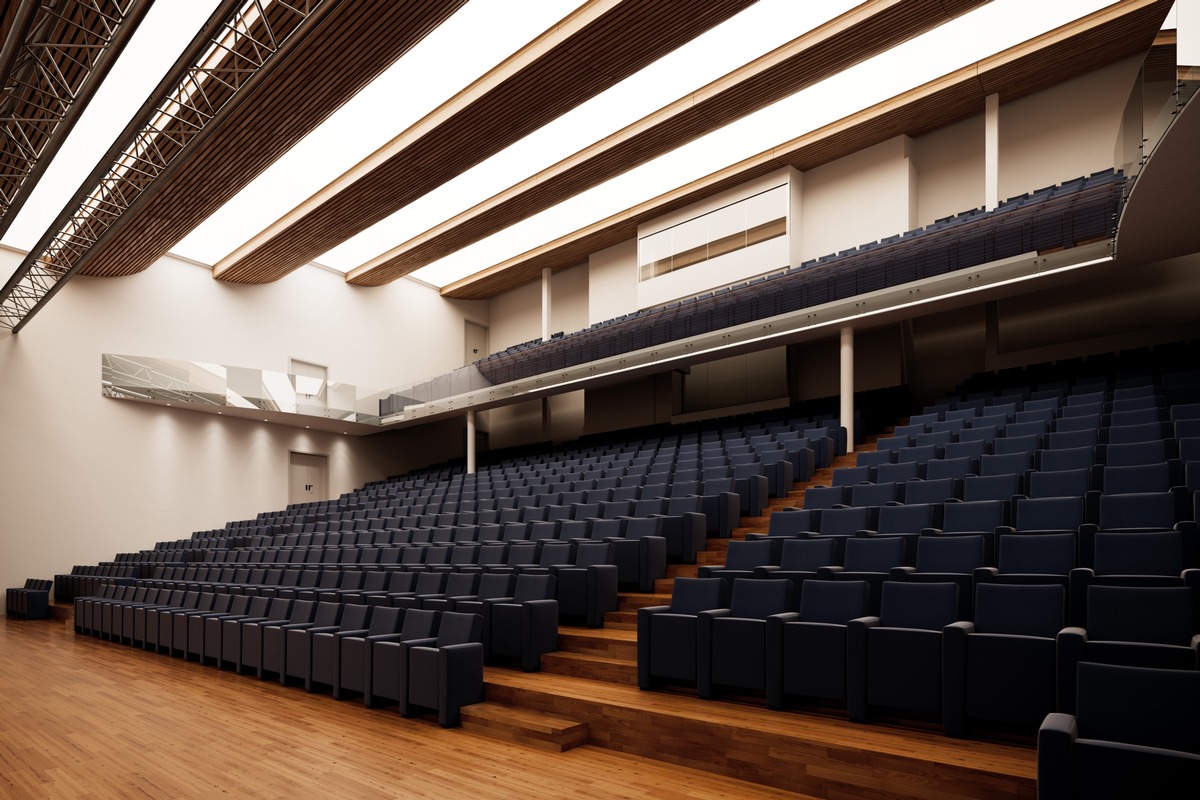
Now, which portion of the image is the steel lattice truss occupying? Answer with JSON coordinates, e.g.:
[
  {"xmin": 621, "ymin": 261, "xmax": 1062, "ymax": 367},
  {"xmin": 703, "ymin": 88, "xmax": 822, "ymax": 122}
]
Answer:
[
  {"xmin": 0, "ymin": 1, "xmax": 145, "ymax": 234},
  {"xmin": 0, "ymin": 0, "xmax": 326, "ymax": 332}
]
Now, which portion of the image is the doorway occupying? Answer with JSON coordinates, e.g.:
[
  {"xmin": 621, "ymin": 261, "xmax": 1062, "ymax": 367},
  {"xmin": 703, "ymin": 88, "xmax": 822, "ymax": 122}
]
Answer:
[
  {"xmin": 289, "ymin": 451, "xmax": 328, "ymax": 506},
  {"xmin": 465, "ymin": 321, "xmax": 489, "ymax": 366}
]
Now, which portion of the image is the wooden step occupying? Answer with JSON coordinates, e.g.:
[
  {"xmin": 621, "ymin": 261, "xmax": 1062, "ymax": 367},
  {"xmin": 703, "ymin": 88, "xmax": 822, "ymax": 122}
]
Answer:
[
  {"xmin": 603, "ymin": 610, "xmax": 637, "ymax": 629},
  {"xmin": 484, "ymin": 669, "xmax": 1036, "ymax": 800},
  {"xmin": 540, "ymin": 650, "xmax": 638, "ymax": 685},
  {"xmin": 460, "ymin": 700, "xmax": 589, "ymax": 752},
  {"xmin": 617, "ymin": 593, "xmax": 668, "ymax": 611},
  {"xmin": 665, "ymin": 563, "xmax": 698, "ymax": 579},
  {"xmin": 653, "ymin": 577, "xmax": 675, "ymax": 594},
  {"xmin": 558, "ymin": 627, "xmax": 636, "ymax": 661}
]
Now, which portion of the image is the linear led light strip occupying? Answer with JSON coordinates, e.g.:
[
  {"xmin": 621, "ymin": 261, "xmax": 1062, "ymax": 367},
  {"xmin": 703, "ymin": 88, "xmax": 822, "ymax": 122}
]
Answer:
[{"xmin": 1, "ymin": 0, "xmax": 316, "ymax": 331}]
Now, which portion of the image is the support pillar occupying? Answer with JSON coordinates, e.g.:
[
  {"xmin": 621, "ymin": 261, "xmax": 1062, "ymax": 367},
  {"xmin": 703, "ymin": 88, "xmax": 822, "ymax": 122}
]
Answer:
[
  {"xmin": 840, "ymin": 326, "xmax": 854, "ymax": 454},
  {"xmin": 985, "ymin": 93, "xmax": 999, "ymax": 211},
  {"xmin": 466, "ymin": 410, "xmax": 476, "ymax": 474},
  {"xmin": 541, "ymin": 267, "xmax": 552, "ymax": 341}
]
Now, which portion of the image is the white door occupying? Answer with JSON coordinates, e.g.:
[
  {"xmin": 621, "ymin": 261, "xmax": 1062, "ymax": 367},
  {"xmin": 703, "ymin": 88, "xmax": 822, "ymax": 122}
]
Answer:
[
  {"xmin": 289, "ymin": 451, "xmax": 328, "ymax": 505},
  {"xmin": 465, "ymin": 321, "xmax": 488, "ymax": 366}
]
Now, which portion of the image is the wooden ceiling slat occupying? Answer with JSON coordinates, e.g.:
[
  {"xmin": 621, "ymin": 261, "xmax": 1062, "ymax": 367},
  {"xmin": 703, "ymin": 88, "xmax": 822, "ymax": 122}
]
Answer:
[
  {"xmin": 441, "ymin": 0, "xmax": 1172, "ymax": 300},
  {"xmin": 76, "ymin": 0, "xmax": 468, "ymax": 278},
  {"xmin": 346, "ymin": 0, "xmax": 991, "ymax": 286},
  {"xmin": 212, "ymin": 0, "xmax": 758, "ymax": 284}
]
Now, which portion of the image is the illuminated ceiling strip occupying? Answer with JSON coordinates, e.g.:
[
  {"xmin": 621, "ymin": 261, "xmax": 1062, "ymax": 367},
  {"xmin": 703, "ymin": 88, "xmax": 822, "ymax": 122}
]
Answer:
[{"xmin": 0, "ymin": 0, "xmax": 329, "ymax": 333}]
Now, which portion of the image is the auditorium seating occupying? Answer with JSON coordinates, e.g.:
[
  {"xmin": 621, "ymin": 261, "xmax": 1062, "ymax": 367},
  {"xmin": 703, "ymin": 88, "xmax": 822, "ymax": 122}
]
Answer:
[{"xmin": 6, "ymin": 579, "xmax": 52, "ymax": 619}]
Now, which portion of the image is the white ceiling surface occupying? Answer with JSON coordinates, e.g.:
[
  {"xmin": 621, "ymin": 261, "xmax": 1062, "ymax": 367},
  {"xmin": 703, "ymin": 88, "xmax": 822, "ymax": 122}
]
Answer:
[{"xmin": 0, "ymin": 0, "xmax": 1162, "ymax": 291}]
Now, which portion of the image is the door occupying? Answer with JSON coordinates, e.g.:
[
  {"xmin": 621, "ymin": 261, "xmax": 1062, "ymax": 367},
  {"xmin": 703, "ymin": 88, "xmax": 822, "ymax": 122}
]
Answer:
[
  {"xmin": 289, "ymin": 451, "xmax": 328, "ymax": 506},
  {"xmin": 465, "ymin": 321, "xmax": 488, "ymax": 366}
]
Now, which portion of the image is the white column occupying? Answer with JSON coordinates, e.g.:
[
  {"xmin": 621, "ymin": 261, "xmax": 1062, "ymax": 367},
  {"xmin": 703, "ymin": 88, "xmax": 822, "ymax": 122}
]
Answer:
[
  {"xmin": 541, "ymin": 267, "xmax": 552, "ymax": 341},
  {"xmin": 984, "ymin": 93, "xmax": 999, "ymax": 211},
  {"xmin": 466, "ymin": 410, "xmax": 476, "ymax": 474},
  {"xmin": 840, "ymin": 326, "xmax": 854, "ymax": 455}
]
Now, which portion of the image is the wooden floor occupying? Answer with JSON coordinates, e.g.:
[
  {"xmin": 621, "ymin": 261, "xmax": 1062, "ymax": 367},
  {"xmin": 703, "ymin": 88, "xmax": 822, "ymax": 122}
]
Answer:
[{"xmin": 0, "ymin": 615, "xmax": 815, "ymax": 800}]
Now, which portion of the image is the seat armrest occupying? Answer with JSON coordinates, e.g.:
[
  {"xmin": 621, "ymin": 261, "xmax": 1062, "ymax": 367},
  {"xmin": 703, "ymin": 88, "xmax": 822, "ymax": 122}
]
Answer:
[
  {"xmin": 1056, "ymin": 627, "xmax": 1088, "ymax": 715},
  {"xmin": 942, "ymin": 620, "xmax": 975, "ymax": 737},
  {"xmin": 846, "ymin": 616, "xmax": 880, "ymax": 723},
  {"xmin": 1037, "ymin": 713, "xmax": 1079, "ymax": 800},
  {"xmin": 973, "ymin": 566, "xmax": 998, "ymax": 583},
  {"xmin": 889, "ymin": 566, "xmax": 915, "ymax": 581},
  {"xmin": 817, "ymin": 566, "xmax": 843, "ymax": 578}
]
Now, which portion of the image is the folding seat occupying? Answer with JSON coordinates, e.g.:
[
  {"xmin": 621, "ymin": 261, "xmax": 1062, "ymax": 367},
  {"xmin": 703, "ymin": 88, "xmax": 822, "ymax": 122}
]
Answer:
[
  {"xmin": 1069, "ymin": 530, "xmax": 1200, "ymax": 626},
  {"xmin": 753, "ymin": 537, "xmax": 838, "ymax": 607},
  {"xmin": 848, "ymin": 581, "xmax": 960, "ymax": 724},
  {"xmin": 696, "ymin": 578, "xmax": 793, "ymax": 699},
  {"xmin": 127, "ymin": 588, "xmax": 189, "ymax": 647},
  {"xmin": 191, "ymin": 594, "xmax": 256, "ymax": 664},
  {"xmin": 766, "ymin": 579, "xmax": 869, "ymax": 711},
  {"xmin": 548, "ymin": 541, "xmax": 619, "ymax": 628},
  {"xmin": 361, "ymin": 571, "xmax": 417, "ymax": 606},
  {"xmin": 1037, "ymin": 663, "xmax": 1200, "ymax": 800},
  {"xmin": 977, "ymin": 532, "xmax": 1076, "ymax": 591},
  {"xmin": 891, "ymin": 534, "xmax": 987, "ymax": 620},
  {"xmin": 395, "ymin": 571, "xmax": 479, "ymax": 612},
  {"xmin": 1027, "ymin": 466, "xmax": 1094, "ymax": 499},
  {"xmin": 874, "ymin": 461, "xmax": 920, "ymax": 484},
  {"xmin": 310, "ymin": 605, "xmax": 404, "ymax": 697},
  {"xmin": 482, "ymin": 541, "xmax": 539, "ymax": 574},
  {"xmin": 943, "ymin": 582, "xmax": 1066, "ymax": 737},
  {"xmin": 481, "ymin": 573, "xmax": 559, "ymax": 671},
  {"xmin": 925, "ymin": 456, "xmax": 975, "ymax": 481},
  {"xmin": 1038, "ymin": 444, "xmax": 1096, "ymax": 472},
  {"xmin": 915, "ymin": 431, "xmax": 953, "ymax": 448},
  {"xmin": 819, "ymin": 536, "xmax": 905, "ymax": 616},
  {"xmin": 748, "ymin": 449, "xmax": 794, "ymax": 497},
  {"xmin": 697, "ymin": 539, "xmax": 776, "ymax": 581},
  {"xmin": 1057, "ymin": 585, "xmax": 1199, "ymax": 714},
  {"xmin": 307, "ymin": 569, "xmax": 365, "ymax": 603},
  {"xmin": 643, "ymin": 578, "xmax": 724, "ymax": 690},
  {"xmin": 261, "ymin": 600, "xmax": 343, "ymax": 681},
  {"xmin": 359, "ymin": 608, "xmax": 441, "ymax": 706},
  {"xmin": 929, "ymin": 418, "xmax": 965, "ymax": 434},
  {"xmin": 239, "ymin": 599, "xmax": 317, "ymax": 676},
  {"xmin": 150, "ymin": 591, "xmax": 215, "ymax": 654},
  {"xmin": 381, "ymin": 571, "xmax": 449, "ymax": 608},
  {"xmin": 902, "ymin": 477, "xmax": 960, "ymax": 505},
  {"xmin": 220, "ymin": 596, "xmax": 293, "ymax": 671},
  {"xmin": 397, "ymin": 611, "xmax": 485, "ymax": 727},
  {"xmin": 731, "ymin": 462, "xmax": 769, "ymax": 516},
  {"xmin": 803, "ymin": 485, "xmax": 849, "ymax": 510},
  {"xmin": 649, "ymin": 496, "xmax": 708, "ymax": 563},
  {"xmin": 979, "ymin": 452, "xmax": 1032, "ymax": 478},
  {"xmin": 992, "ymin": 434, "xmax": 1041, "ymax": 456},
  {"xmin": 810, "ymin": 506, "xmax": 876, "ymax": 560}
]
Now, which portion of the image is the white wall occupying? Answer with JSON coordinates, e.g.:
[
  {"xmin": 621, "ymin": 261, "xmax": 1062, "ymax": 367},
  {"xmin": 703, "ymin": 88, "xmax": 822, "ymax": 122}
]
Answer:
[
  {"xmin": 589, "ymin": 239, "xmax": 637, "ymax": 325},
  {"xmin": 0, "ymin": 250, "xmax": 479, "ymax": 592}
]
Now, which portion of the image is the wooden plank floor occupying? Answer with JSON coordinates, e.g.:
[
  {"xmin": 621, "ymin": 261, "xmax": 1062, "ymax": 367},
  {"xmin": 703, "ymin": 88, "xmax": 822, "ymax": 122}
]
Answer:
[{"xmin": 0, "ymin": 616, "xmax": 813, "ymax": 800}]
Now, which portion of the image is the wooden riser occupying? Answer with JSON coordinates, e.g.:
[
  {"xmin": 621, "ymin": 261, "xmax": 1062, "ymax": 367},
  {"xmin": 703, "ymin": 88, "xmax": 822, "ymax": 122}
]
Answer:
[
  {"xmin": 483, "ymin": 669, "xmax": 1036, "ymax": 800},
  {"xmin": 459, "ymin": 700, "xmax": 588, "ymax": 752},
  {"xmin": 616, "ymin": 593, "xmax": 669, "ymax": 611},
  {"xmin": 558, "ymin": 628, "xmax": 636, "ymax": 660},
  {"xmin": 540, "ymin": 651, "xmax": 638, "ymax": 685}
]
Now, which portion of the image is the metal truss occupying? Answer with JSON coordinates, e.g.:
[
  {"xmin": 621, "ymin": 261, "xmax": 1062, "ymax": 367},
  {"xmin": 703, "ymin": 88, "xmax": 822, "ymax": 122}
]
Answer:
[
  {"xmin": 0, "ymin": 1, "xmax": 149, "ymax": 236},
  {"xmin": 0, "ymin": 0, "xmax": 328, "ymax": 332}
]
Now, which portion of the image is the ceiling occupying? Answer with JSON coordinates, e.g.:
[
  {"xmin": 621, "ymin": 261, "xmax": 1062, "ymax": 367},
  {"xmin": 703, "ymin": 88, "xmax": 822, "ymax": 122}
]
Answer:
[{"xmin": 0, "ymin": 0, "xmax": 1181, "ymax": 332}]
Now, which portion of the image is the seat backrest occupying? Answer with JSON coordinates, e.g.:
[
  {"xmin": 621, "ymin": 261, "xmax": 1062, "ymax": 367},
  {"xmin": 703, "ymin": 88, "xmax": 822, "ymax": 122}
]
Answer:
[
  {"xmin": 722, "ymin": 539, "xmax": 774, "ymax": 570},
  {"xmin": 904, "ymin": 477, "xmax": 959, "ymax": 505},
  {"xmin": 997, "ymin": 532, "xmax": 1075, "ymax": 575},
  {"xmin": 399, "ymin": 608, "xmax": 438, "ymax": 639},
  {"xmin": 876, "ymin": 503, "xmax": 936, "ymax": 535},
  {"xmin": 1098, "ymin": 492, "xmax": 1178, "ymax": 531},
  {"xmin": 727, "ymin": 578, "xmax": 790, "ymax": 619},
  {"xmin": 1039, "ymin": 445, "xmax": 1095, "ymax": 472},
  {"xmin": 366, "ymin": 606, "xmax": 404, "ymax": 636},
  {"xmin": 312, "ymin": 601, "xmax": 343, "ymax": 627},
  {"xmin": 413, "ymin": 571, "xmax": 447, "ymax": 594},
  {"xmin": 963, "ymin": 473, "xmax": 1021, "ymax": 502},
  {"xmin": 1102, "ymin": 463, "xmax": 1172, "ymax": 495},
  {"xmin": 820, "ymin": 506, "xmax": 872, "ymax": 536},
  {"xmin": 537, "ymin": 541, "xmax": 573, "ymax": 567},
  {"xmin": 832, "ymin": 466, "xmax": 873, "ymax": 486},
  {"xmin": 1086, "ymin": 585, "xmax": 1193, "ymax": 646},
  {"xmin": 803, "ymin": 485, "xmax": 848, "ymax": 510},
  {"xmin": 442, "ymin": 572, "xmax": 479, "ymax": 597},
  {"xmin": 286, "ymin": 600, "xmax": 316, "ymax": 623},
  {"xmin": 942, "ymin": 499, "xmax": 1005, "ymax": 532},
  {"xmin": 1093, "ymin": 531, "xmax": 1183, "ymax": 577},
  {"xmin": 511, "ymin": 573, "xmax": 555, "ymax": 603},
  {"xmin": 1105, "ymin": 439, "xmax": 1176, "ymax": 466},
  {"xmin": 875, "ymin": 461, "xmax": 921, "ymax": 484},
  {"xmin": 842, "ymin": 536, "xmax": 905, "ymax": 573},
  {"xmin": 980, "ymin": 452, "xmax": 1032, "ymax": 476},
  {"xmin": 768, "ymin": 509, "xmax": 815, "ymax": 536},
  {"xmin": 1106, "ymin": 421, "xmax": 1173, "ymax": 444},
  {"xmin": 915, "ymin": 534, "xmax": 984, "ymax": 573},
  {"xmin": 850, "ymin": 482, "xmax": 899, "ymax": 507},
  {"xmin": 1015, "ymin": 496, "xmax": 1082, "ymax": 532},
  {"xmin": 799, "ymin": 579, "xmax": 869, "ymax": 624},
  {"xmin": 245, "ymin": 596, "xmax": 271, "ymax": 616},
  {"xmin": 778, "ymin": 537, "xmax": 837, "ymax": 570},
  {"xmin": 573, "ymin": 541, "xmax": 612, "ymax": 567},
  {"xmin": 668, "ymin": 577, "xmax": 725, "ymax": 614},
  {"xmin": 878, "ymin": 581, "xmax": 959, "ymax": 629},
  {"xmin": 1027, "ymin": 467, "xmax": 1091, "ymax": 498},
  {"xmin": 1075, "ymin": 662, "xmax": 1200, "ymax": 754},
  {"xmin": 974, "ymin": 582, "xmax": 1065, "ymax": 637},
  {"xmin": 435, "ymin": 610, "xmax": 483, "ymax": 647}
]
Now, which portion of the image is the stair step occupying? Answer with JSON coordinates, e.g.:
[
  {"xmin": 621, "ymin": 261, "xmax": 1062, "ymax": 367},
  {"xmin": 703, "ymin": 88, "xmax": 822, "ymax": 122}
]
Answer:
[
  {"xmin": 654, "ymin": 577, "xmax": 675, "ymax": 594},
  {"xmin": 603, "ymin": 611, "xmax": 637, "ymax": 629},
  {"xmin": 540, "ymin": 651, "xmax": 638, "ymax": 685},
  {"xmin": 558, "ymin": 628, "xmax": 636, "ymax": 660},
  {"xmin": 460, "ymin": 700, "xmax": 589, "ymax": 752},
  {"xmin": 617, "ymin": 593, "xmax": 668, "ymax": 611}
]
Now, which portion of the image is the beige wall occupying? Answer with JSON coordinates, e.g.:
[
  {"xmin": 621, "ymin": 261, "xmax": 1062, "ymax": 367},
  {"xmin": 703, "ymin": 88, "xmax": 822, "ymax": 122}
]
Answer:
[
  {"xmin": 589, "ymin": 239, "xmax": 637, "ymax": 326},
  {"xmin": 0, "ymin": 250, "xmax": 478, "ymax": 592}
]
